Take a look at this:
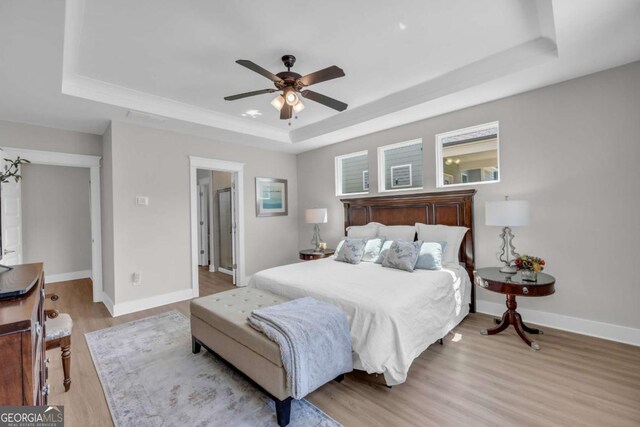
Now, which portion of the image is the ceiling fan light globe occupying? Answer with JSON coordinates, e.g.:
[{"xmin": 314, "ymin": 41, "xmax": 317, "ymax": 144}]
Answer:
[
  {"xmin": 271, "ymin": 95, "xmax": 285, "ymax": 111},
  {"xmin": 285, "ymin": 91, "xmax": 298, "ymax": 105},
  {"xmin": 293, "ymin": 100, "xmax": 305, "ymax": 113}
]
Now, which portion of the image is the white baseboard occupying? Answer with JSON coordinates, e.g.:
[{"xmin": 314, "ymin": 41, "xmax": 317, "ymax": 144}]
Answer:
[
  {"xmin": 208, "ymin": 264, "xmax": 216, "ymax": 272},
  {"xmin": 101, "ymin": 292, "xmax": 115, "ymax": 316},
  {"xmin": 45, "ymin": 270, "xmax": 92, "ymax": 284},
  {"xmin": 218, "ymin": 267, "xmax": 233, "ymax": 276},
  {"xmin": 111, "ymin": 288, "xmax": 195, "ymax": 317},
  {"xmin": 476, "ymin": 300, "xmax": 640, "ymax": 347}
]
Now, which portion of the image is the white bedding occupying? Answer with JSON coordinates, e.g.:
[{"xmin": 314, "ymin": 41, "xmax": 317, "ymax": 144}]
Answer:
[{"xmin": 248, "ymin": 257, "xmax": 471, "ymax": 385}]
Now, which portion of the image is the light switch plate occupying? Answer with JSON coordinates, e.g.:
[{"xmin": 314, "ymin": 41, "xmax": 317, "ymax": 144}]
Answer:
[{"xmin": 135, "ymin": 196, "xmax": 149, "ymax": 206}]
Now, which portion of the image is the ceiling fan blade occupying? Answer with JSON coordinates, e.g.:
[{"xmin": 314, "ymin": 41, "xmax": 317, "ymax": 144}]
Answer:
[
  {"xmin": 301, "ymin": 90, "xmax": 348, "ymax": 111},
  {"xmin": 236, "ymin": 60, "xmax": 283, "ymax": 83},
  {"xmin": 280, "ymin": 103, "xmax": 293, "ymax": 120},
  {"xmin": 298, "ymin": 66, "xmax": 345, "ymax": 86},
  {"xmin": 224, "ymin": 89, "xmax": 276, "ymax": 101}
]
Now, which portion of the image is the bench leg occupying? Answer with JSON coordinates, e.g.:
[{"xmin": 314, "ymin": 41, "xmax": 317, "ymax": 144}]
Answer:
[
  {"xmin": 192, "ymin": 336, "xmax": 201, "ymax": 354},
  {"xmin": 275, "ymin": 397, "xmax": 292, "ymax": 427},
  {"xmin": 61, "ymin": 335, "xmax": 71, "ymax": 392}
]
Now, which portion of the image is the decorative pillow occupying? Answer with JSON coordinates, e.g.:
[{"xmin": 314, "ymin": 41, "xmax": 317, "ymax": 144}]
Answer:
[
  {"xmin": 335, "ymin": 239, "xmax": 345, "ymax": 253},
  {"xmin": 377, "ymin": 225, "xmax": 416, "ymax": 242},
  {"xmin": 381, "ymin": 241, "xmax": 421, "ymax": 272},
  {"xmin": 361, "ymin": 237, "xmax": 386, "ymax": 262},
  {"xmin": 415, "ymin": 223, "xmax": 468, "ymax": 265},
  {"xmin": 335, "ymin": 239, "xmax": 367, "ymax": 264},
  {"xmin": 375, "ymin": 240, "xmax": 394, "ymax": 264},
  {"xmin": 346, "ymin": 224, "xmax": 378, "ymax": 239},
  {"xmin": 414, "ymin": 242, "xmax": 444, "ymax": 270}
]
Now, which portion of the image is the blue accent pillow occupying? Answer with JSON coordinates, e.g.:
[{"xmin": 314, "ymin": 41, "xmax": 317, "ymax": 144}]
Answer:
[
  {"xmin": 415, "ymin": 242, "xmax": 445, "ymax": 270},
  {"xmin": 375, "ymin": 240, "xmax": 394, "ymax": 264},
  {"xmin": 381, "ymin": 241, "xmax": 421, "ymax": 272},
  {"xmin": 335, "ymin": 239, "xmax": 367, "ymax": 264},
  {"xmin": 361, "ymin": 237, "xmax": 386, "ymax": 262}
]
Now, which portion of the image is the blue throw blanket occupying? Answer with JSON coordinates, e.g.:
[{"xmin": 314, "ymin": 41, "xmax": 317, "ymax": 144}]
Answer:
[{"xmin": 248, "ymin": 297, "xmax": 353, "ymax": 399}]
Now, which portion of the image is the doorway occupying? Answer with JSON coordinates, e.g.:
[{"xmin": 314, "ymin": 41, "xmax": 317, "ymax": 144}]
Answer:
[{"xmin": 190, "ymin": 157, "xmax": 245, "ymax": 297}]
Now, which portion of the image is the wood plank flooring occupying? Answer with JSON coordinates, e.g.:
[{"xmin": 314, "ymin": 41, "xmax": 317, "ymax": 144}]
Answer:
[{"xmin": 45, "ymin": 268, "xmax": 640, "ymax": 426}]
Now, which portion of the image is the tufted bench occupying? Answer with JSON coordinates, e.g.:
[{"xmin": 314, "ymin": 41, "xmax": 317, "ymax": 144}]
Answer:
[{"xmin": 190, "ymin": 288, "xmax": 296, "ymax": 426}]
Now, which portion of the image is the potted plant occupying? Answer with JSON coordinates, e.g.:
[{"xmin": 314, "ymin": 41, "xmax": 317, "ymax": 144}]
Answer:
[
  {"xmin": 515, "ymin": 255, "xmax": 545, "ymax": 282},
  {"xmin": 0, "ymin": 157, "xmax": 30, "ymax": 183}
]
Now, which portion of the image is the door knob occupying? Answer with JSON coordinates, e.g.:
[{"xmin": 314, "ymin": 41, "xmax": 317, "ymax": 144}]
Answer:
[{"xmin": 3, "ymin": 249, "xmax": 14, "ymax": 255}]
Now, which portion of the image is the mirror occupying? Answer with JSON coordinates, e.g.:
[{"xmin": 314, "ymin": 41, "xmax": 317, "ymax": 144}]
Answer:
[{"xmin": 436, "ymin": 121, "xmax": 500, "ymax": 187}]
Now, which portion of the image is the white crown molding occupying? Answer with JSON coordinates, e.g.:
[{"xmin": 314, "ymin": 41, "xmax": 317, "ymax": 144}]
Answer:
[
  {"xmin": 62, "ymin": 0, "xmax": 558, "ymax": 148},
  {"xmin": 476, "ymin": 300, "xmax": 640, "ymax": 347}
]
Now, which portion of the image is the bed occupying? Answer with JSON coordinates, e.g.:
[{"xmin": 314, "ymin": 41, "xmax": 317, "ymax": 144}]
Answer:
[{"xmin": 249, "ymin": 190, "xmax": 476, "ymax": 385}]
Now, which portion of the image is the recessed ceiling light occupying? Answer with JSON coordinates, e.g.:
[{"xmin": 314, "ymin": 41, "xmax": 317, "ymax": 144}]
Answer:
[
  {"xmin": 398, "ymin": 22, "xmax": 407, "ymax": 31},
  {"xmin": 243, "ymin": 110, "xmax": 262, "ymax": 118}
]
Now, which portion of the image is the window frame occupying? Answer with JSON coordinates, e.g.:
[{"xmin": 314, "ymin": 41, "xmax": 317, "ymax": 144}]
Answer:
[
  {"xmin": 377, "ymin": 138, "xmax": 424, "ymax": 193},
  {"xmin": 335, "ymin": 150, "xmax": 370, "ymax": 197},
  {"xmin": 435, "ymin": 121, "xmax": 501, "ymax": 188}
]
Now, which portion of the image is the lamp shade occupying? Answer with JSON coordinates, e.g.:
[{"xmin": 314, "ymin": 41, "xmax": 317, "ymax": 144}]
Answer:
[
  {"xmin": 485, "ymin": 200, "xmax": 530, "ymax": 227},
  {"xmin": 305, "ymin": 208, "xmax": 328, "ymax": 224}
]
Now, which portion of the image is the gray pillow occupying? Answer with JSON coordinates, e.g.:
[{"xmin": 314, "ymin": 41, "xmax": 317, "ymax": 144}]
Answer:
[
  {"xmin": 414, "ymin": 242, "xmax": 444, "ymax": 270},
  {"xmin": 381, "ymin": 241, "xmax": 421, "ymax": 272},
  {"xmin": 335, "ymin": 239, "xmax": 367, "ymax": 264},
  {"xmin": 361, "ymin": 237, "xmax": 386, "ymax": 262}
]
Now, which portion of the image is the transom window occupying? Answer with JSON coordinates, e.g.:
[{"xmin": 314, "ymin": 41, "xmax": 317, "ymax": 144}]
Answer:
[
  {"xmin": 436, "ymin": 121, "xmax": 500, "ymax": 188},
  {"xmin": 377, "ymin": 139, "xmax": 423, "ymax": 192},
  {"xmin": 335, "ymin": 151, "xmax": 369, "ymax": 196}
]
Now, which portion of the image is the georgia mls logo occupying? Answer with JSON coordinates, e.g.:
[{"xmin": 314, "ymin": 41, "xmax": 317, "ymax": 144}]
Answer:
[{"xmin": 0, "ymin": 405, "xmax": 64, "ymax": 427}]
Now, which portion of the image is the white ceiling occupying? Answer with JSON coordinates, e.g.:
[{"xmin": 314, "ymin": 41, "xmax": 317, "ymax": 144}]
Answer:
[{"xmin": 1, "ymin": 0, "xmax": 639, "ymax": 153}]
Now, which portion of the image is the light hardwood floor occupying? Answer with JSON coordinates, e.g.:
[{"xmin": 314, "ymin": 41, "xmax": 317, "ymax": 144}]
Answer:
[{"xmin": 45, "ymin": 269, "xmax": 640, "ymax": 427}]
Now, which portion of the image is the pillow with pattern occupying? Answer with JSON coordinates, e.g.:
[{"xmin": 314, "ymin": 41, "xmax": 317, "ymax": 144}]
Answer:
[
  {"xmin": 381, "ymin": 240, "xmax": 421, "ymax": 272},
  {"xmin": 335, "ymin": 239, "xmax": 367, "ymax": 264},
  {"xmin": 361, "ymin": 237, "xmax": 386, "ymax": 262}
]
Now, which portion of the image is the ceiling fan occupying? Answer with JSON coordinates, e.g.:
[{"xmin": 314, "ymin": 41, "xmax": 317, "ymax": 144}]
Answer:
[{"xmin": 224, "ymin": 55, "xmax": 347, "ymax": 120}]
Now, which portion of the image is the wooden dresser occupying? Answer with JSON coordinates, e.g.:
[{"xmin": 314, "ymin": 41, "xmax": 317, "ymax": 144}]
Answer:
[{"xmin": 0, "ymin": 263, "xmax": 47, "ymax": 405}]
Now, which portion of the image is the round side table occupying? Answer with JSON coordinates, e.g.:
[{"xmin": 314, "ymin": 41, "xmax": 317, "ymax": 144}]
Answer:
[{"xmin": 474, "ymin": 267, "xmax": 555, "ymax": 350}]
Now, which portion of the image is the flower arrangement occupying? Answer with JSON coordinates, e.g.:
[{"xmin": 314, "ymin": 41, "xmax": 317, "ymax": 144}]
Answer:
[
  {"xmin": 515, "ymin": 255, "xmax": 545, "ymax": 272},
  {"xmin": 0, "ymin": 157, "xmax": 30, "ymax": 183}
]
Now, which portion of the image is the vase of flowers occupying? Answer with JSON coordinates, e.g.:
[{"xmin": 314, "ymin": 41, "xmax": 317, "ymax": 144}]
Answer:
[{"xmin": 515, "ymin": 255, "xmax": 545, "ymax": 282}]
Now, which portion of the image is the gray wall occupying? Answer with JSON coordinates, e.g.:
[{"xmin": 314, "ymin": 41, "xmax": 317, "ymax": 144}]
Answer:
[
  {"xmin": 101, "ymin": 124, "xmax": 115, "ymax": 302},
  {"xmin": 21, "ymin": 164, "xmax": 92, "ymax": 275},
  {"xmin": 104, "ymin": 122, "xmax": 298, "ymax": 305},
  {"xmin": 0, "ymin": 120, "xmax": 102, "ymax": 155},
  {"xmin": 296, "ymin": 61, "xmax": 640, "ymax": 330}
]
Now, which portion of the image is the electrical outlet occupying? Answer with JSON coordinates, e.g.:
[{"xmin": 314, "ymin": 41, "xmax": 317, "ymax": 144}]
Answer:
[{"xmin": 132, "ymin": 272, "xmax": 141, "ymax": 286}]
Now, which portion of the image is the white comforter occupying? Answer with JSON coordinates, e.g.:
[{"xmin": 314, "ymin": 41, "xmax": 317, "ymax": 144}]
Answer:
[{"xmin": 248, "ymin": 257, "xmax": 471, "ymax": 385}]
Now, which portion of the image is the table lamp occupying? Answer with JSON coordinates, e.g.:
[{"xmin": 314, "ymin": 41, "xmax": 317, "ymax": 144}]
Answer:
[
  {"xmin": 305, "ymin": 208, "xmax": 328, "ymax": 251},
  {"xmin": 485, "ymin": 197, "xmax": 530, "ymax": 273}
]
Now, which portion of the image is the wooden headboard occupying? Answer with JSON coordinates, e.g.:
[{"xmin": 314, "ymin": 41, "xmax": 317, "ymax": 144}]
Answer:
[{"xmin": 341, "ymin": 189, "xmax": 476, "ymax": 313}]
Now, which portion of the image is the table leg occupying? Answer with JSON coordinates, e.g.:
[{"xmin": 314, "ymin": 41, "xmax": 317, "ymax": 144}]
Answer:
[
  {"xmin": 481, "ymin": 310, "xmax": 510, "ymax": 335},
  {"xmin": 520, "ymin": 321, "xmax": 543, "ymax": 335},
  {"xmin": 514, "ymin": 313, "xmax": 540, "ymax": 351},
  {"xmin": 481, "ymin": 294, "xmax": 541, "ymax": 350}
]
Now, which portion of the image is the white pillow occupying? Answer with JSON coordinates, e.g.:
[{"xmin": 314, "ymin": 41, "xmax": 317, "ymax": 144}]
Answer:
[
  {"xmin": 415, "ymin": 223, "xmax": 468, "ymax": 265},
  {"xmin": 346, "ymin": 223, "xmax": 379, "ymax": 239},
  {"xmin": 378, "ymin": 225, "xmax": 416, "ymax": 242}
]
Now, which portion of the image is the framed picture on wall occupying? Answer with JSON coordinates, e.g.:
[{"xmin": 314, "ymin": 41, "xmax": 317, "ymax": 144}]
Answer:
[{"xmin": 255, "ymin": 177, "xmax": 288, "ymax": 217}]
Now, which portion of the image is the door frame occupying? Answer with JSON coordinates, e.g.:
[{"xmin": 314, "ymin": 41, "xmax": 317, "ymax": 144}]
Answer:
[
  {"xmin": 189, "ymin": 156, "xmax": 245, "ymax": 296},
  {"xmin": 2, "ymin": 147, "xmax": 103, "ymax": 302}
]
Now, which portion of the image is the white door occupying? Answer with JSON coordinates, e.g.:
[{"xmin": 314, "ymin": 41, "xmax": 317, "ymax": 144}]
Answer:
[
  {"xmin": 197, "ymin": 184, "xmax": 209, "ymax": 266},
  {"xmin": 1, "ymin": 166, "xmax": 23, "ymax": 266},
  {"xmin": 231, "ymin": 174, "xmax": 239, "ymax": 285}
]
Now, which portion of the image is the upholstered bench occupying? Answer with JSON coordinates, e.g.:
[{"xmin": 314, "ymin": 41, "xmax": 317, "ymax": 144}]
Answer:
[{"xmin": 191, "ymin": 288, "xmax": 344, "ymax": 426}]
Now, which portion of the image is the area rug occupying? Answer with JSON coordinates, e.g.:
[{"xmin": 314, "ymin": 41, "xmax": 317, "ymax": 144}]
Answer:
[{"xmin": 86, "ymin": 310, "xmax": 341, "ymax": 427}]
